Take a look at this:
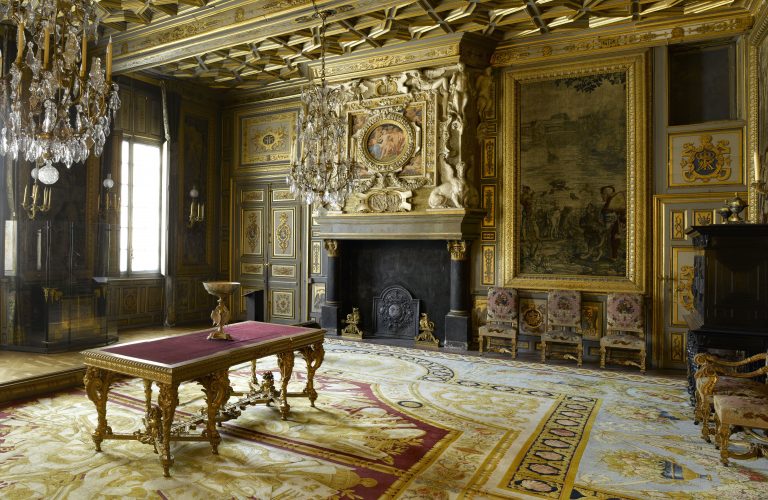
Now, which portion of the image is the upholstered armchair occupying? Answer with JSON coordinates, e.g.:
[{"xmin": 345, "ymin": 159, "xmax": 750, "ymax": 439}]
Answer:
[
  {"xmin": 693, "ymin": 352, "xmax": 768, "ymax": 446},
  {"xmin": 478, "ymin": 287, "xmax": 519, "ymax": 357},
  {"xmin": 600, "ymin": 293, "xmax": 646, "ymax": 373},
  {"xmin": 540, "ymin": 290, "xmax": 582, "ymax": 366}
]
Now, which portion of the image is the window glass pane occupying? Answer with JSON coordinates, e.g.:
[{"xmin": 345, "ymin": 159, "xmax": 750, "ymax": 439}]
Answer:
[
  {"xmin": 120, "ymin": 140, "xmax": 130, "ymax": 272},
  {"xmin": 119, "ymin": 139, "xmax": 163, "ymax": 274},
  {"xmin": 131, "ymin": 143, "xmax": 161, "ymax": 272}
]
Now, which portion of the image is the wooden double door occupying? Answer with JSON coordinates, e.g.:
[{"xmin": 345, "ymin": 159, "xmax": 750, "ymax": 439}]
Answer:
[
  {"xmin": 231, "ymin": 180, "xmax": 304, "ymax": 324},
  {"xmin": 652, "ymin": 193, "xmax": 747, "ymax": 369}
]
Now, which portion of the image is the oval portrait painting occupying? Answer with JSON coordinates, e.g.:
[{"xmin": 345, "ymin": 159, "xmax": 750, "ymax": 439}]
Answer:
[{"xmin": 365, "ymin": 123, "xmax": 407, "ymax": 164}]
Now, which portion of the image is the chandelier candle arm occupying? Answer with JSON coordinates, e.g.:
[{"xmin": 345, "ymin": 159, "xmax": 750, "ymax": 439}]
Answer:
[{"xmin": 0, "ymin": 0, "xmax": 121, "ymax": 186}]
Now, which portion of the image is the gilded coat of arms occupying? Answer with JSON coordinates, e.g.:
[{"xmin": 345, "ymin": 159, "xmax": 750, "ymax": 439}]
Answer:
[{"xmin": 680, "ymin": 134, "xmax": 731, "ymax": 183}]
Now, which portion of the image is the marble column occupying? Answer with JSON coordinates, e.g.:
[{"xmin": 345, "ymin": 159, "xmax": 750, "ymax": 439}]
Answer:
[
  {"xmin": 444, "ymin": 240, "xmax": 471, "ymax": 350},
  {"xmin": 320, "ymin": 239, "xmax": 342, "ymax": 335}
]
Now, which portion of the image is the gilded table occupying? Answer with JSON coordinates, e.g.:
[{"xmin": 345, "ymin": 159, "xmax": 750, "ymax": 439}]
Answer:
[{"xmin": 81, "ymin": 321, "xmax": 325, "ymax": 476}]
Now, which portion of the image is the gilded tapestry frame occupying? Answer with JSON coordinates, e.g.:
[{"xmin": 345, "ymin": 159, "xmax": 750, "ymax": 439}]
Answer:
[{"xmin": 502, "ymin": 52, "xmax": 649, "ymax": 293}]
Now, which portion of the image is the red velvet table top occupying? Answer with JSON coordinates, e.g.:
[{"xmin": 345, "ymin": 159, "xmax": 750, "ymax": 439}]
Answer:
[{"xmin": 102, "ymin": 321, "xmax": 317, "ymax": 365}]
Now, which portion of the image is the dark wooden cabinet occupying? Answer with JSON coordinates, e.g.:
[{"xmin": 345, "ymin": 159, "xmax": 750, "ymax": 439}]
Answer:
[{"xmin": 685, "ymin": 224, "xmax": 768, "ymax": 404}]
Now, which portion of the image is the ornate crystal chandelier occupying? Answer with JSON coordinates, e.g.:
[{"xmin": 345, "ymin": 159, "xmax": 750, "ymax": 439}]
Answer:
[
  {"xmin": 0, "ymin": 0, "xmax": 120, "ymax": 185},
  {"xmin": 286, "ymin": 1, "xmax": 358, "ymax": 208}
]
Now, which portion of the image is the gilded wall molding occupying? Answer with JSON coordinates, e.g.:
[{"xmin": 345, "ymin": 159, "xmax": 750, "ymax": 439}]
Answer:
[
  {"xmin": 748, "ymin": 0, "xmax": 768, "ymax": 222},
  {"xmin": 321, "ymin": 44, "xmax": 460, "ymax": 82},
  {"xmin": 492, "ymin": 14, "xmax": 752, "ymax": 67}
]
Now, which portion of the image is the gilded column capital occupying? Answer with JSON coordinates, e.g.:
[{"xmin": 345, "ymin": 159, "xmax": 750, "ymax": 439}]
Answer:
[
  {"xmin": 447, "ymin": 240, "xmax": 469, "ymax": 261},
  {"xmin": 324, "ymin": 239, "xmax": 340, "ymax": 257}
]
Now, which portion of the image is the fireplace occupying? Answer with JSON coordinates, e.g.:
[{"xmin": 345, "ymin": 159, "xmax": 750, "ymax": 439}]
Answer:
[
  {"xmin": 341, "ymin": 240, "xmax": 450, "ymax": 339},
  {"xmin": 316, "ymin": 209, "xmax": 483, "ymax": 349}
]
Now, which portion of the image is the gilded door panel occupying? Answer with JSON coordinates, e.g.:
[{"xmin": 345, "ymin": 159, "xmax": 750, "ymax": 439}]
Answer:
[
  {"xmin": 268, "ymin": 203, "xmax": 302, "ymax": 324},
  {"xmin": 232, "ymin": 180, "xmax": 303, "ymax": 324},
  {"xmin": 270, "ymin": 289, "xmax": 295, "ymax": 319},
  {"xmin": 241, "ymin": 209, "xmax": 264, "ymax": 257},
  {"xmin": 232, "ymin": 180, "xmax": 268, "ymax": 319},
  {"xmin": 652, "ymin": 193, "xmax": 746, "ymax": 369},
  {"xmin": 272, "ymin": 208, "xmax": 296, "ymax": 259}
]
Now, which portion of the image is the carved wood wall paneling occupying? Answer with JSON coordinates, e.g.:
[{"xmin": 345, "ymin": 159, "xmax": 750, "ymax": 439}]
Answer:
[
  {"xmin": 177, "ymin": 105, "xmax": 218, "ymax": 276},
  {"xmin": 220, "ymin": 109, "xmax": 234, "ymax": 276},
  {"xmin": 109, "ymin": 279, "xmax": 165, "ymax": 327}
]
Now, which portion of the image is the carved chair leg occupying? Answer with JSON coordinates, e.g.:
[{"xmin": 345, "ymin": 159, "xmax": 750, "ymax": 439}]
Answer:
[
  {"xmin": 540, "ymin": 341, "xmax": 547, "ymax": 363},
  {"xmin": 600, "ymin": 346, "xmax": 606, "ymax": 369},
  {"xmin": 639, "ymin": 349, "xmax": 646, "ymax": 374},
  {"xmin": 717, "ymin": 416, "xmax": 731, "ymax": 466},
  {"xmin": 577, "ymin": 343, "xmax": 583, "ymax": 367},
  {"xmin": 701, "ymin": 399, "xmax": 713, "ymax": 443},
  {"xmin": 511, "ymin": 338, "xmax": 517, "ymax": 359}
]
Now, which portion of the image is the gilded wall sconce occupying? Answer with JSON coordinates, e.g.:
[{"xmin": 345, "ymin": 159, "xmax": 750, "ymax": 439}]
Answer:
[
  {"xmin": 188, "ymin": 184, "xmax": 205, "ymax": 227},
  {"xmin": 98, "ymin": 173, "xmax": 119, "ymax": 216},
  {"xmin": 21, "ymin": 166, "xmax": 52, "ymax": 220}
]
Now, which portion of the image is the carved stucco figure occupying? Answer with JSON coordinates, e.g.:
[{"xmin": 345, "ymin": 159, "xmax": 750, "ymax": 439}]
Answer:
[
  {"xmin": 475, "ymin": 67, "xmax": 494, "ymax": 121},
  {"xmin": 428, "ymin": 153, "xmax": 478, "ymax": 209}
]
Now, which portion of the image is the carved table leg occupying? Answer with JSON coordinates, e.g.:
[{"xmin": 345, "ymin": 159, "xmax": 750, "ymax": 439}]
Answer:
[
  {"xmin": 276, "ymin": 351, "xmax": 295, "ymax": 420},
  {"xmin": 197, "ymin": 369, "xmax": 232, "ymax": 454},
  {"xmin": 157, "ymin": 382, "xmax": 180, "ymax": 477},
  {"xmin": 143, "ymin": 379, "xmax": 153, "ymax": 415},
  {"xmin": 84, "ymin": 366, "xmax": 115, "ymax": 452},
  {"xmin": 251, "ymin": 359, "xmax": 258, "ymax": 384},
  {"xmin": 299, "ymin": 341, "xmax": 325, "ymax": 407}
]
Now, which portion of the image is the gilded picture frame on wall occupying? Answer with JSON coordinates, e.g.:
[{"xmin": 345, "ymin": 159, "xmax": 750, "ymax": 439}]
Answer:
[
  {"xmin": 503, "ymin": 52, "xmax": 649, "ymax": 293},
  {"xmin": 667, "ymin": 128, "xmax": 744, "ymax": 187},
  {"xmin": 348, "ymin": 99, "xmax": 433, "ymax": 179},
  {"xmin": 238, "ymin": 106, "xmax": 298, "ymax": 167}
]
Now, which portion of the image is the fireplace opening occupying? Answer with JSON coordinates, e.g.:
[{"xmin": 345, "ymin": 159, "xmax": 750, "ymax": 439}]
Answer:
[{"xmin": 340, "ymin": 239, "xmax": 451, "ymax": 340}]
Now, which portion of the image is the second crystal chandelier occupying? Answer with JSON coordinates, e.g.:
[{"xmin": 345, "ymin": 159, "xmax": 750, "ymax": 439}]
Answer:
[
  {"xmin": 286, "ymin": 0, "xmax": 358, "ymax": 208},
  {"xmin": 0, "ymin": 0, "xmax": 121, "ymax": 185}
]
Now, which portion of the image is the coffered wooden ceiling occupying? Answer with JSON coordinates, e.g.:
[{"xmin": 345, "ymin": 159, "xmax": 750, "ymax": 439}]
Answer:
[{"xmin": 103, "ymin": 0, "xmax": 757, "ymax": 89}]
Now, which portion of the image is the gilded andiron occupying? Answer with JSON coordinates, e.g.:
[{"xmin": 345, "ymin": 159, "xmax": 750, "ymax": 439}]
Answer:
[
  {"xmin": 342, "ymin": 307, "xmax": 363, "ymax": 339},
  {"xmin": 415, "ymin": 313, "xmax": 439, "ymax": 348},
  {"xmin": 203, "ymin": 281, "xmax": 240, "ymax": 340}
]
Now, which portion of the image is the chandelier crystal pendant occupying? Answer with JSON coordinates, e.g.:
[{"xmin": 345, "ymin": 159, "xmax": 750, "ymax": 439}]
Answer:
[
  {"xmin": 286, "ymin": 2, "xmax": 358, "ymax": 208},
  {"xmin": 0, "ymin": 0, "xmax": 120, "ymax": 184}
]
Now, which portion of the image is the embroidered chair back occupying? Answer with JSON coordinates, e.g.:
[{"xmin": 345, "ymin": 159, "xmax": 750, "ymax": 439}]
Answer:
[
  {"xmin": 546, "ymin": 290, "xmax": 581, "ymax": 330},
  {"xmin": 486, "ymin": 287, "xmax": 518, "ymax": 325},
  {"xmin": 606, "ymin": 293, "xmax": 644, "ymax": 336}
]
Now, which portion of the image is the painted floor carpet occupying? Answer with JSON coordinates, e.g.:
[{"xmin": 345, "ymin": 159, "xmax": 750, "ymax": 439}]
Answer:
[{"xmin": 1, "ymin": 340, "xmax": 767, "ymax": 499}]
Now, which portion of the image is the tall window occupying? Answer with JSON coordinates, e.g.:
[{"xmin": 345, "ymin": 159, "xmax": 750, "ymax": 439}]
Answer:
[{"xmin": 120, "ymin": 139, "xmax": 165, "ymax": 273}]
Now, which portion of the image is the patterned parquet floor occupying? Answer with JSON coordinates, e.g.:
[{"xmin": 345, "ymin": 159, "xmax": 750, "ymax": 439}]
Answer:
[{"xmin": 0, "ymin": 324, "xmax": 206, "ymax": 386}]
